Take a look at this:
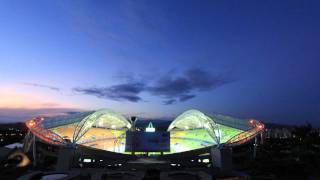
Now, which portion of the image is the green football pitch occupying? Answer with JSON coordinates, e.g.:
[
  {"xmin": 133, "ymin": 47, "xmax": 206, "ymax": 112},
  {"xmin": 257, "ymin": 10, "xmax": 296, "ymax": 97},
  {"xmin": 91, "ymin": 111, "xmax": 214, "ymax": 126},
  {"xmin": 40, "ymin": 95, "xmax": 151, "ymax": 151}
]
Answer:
[
  {"xmin": 50, "ymin": 123, "xmax": 244, "ymax": 154},
  {"xmin": 169, "ymin": 124, "xmax": 243, "ymax": 153}
]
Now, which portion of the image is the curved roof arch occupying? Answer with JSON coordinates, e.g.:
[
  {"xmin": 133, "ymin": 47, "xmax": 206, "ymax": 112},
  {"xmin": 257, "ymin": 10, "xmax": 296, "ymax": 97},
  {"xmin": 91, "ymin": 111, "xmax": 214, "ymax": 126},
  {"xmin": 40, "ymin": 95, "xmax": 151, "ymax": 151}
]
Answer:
[
  {"xmin": 167, "ymin": 109, "xmax": 211, "ymax": 130},
  {"xmin": 72, "ymin": 109, "xmax": 131, "ymax": 143},
  {"xmin": 25, "ymin": 118, "xmax": 66, "ymax": 145},
  {"xmin": 168, "ymin": 109, "xmax": 220, "ymax": 144}
]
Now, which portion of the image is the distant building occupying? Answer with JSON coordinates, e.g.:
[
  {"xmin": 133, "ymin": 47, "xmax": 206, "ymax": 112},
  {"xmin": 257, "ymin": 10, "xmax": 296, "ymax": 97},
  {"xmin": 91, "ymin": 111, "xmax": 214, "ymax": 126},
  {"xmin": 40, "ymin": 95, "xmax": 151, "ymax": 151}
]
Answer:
[{"xmin": 264, "ymin": 125, "xmax": 294, "ymax": 139}]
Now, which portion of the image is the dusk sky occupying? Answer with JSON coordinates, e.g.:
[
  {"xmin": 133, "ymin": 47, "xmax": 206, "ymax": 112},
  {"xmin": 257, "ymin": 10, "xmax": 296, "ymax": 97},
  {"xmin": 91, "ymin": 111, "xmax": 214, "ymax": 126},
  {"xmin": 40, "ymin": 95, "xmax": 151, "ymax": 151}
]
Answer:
[{"xmin": 1, "ymin": 0, "xmax": 320, "ymax": 126}]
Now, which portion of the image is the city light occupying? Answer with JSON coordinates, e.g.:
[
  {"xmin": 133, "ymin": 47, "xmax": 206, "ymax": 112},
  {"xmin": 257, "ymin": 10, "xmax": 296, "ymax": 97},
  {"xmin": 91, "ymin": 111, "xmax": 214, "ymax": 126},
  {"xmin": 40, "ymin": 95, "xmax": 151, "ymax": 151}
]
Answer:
[{"xmin": 26, "ymin": 119, "xmax": 37, "ymax": 129}]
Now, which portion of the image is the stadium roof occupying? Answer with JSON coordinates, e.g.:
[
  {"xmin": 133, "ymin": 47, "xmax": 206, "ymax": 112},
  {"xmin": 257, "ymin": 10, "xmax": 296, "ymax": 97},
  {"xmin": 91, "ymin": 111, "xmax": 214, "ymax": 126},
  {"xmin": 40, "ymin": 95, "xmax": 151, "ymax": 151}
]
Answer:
[
  {"xmin": 168, "ymin": 109, "xmax": 215, "ymax": 131},
  {"xmin": 73, "ymin": 109, "xmax": 131, "ymax": 143},
  {"xmin": 25, "ymin": 108, "xmax": 265, "ymax": 153},
  {"xmin": 168, "ymin": 109, "xmax": 220, "ymax": 144}
]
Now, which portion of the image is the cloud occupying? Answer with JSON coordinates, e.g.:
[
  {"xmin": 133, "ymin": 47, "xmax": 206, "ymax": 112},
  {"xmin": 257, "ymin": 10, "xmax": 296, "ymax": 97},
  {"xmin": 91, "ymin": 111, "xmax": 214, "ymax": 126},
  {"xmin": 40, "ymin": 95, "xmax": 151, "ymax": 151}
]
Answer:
[
  {"xmin": 148, "ymin": 76, "xmax": 192, "ymax": 98},
  {"xmin": 73, "ymin": 82, "xmax": 145, "ymax": 102},
  {"xmin": 23, "ymin": 83, "xmax": 60, "ymax": 92},
  {"xmin": 163, "ymin": 99, "xmax": 177, "ymax": 105},
  {"xmin": 185, "ymin": 68, "xmax": 229, "ymax": 90},
  {"xmin": 148, "ymin": 68, "xmax": 233, "ymax": 104},
  {"xmin": 179, "ymin": 94, "xmax": 196, "ymax": 102},
  {"xmin": 73, "ymin": 68, "xmax": 234, "ymax": 105}
]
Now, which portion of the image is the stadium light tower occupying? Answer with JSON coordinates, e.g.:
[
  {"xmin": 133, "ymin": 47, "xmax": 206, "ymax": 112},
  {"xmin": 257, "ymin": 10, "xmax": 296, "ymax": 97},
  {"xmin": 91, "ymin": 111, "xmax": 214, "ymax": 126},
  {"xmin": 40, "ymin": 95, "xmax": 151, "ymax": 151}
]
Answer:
[
  {"xmin": 130, "ymin": 116, "xmax": 138, "ymax": 155},
  {"xmin": 131, "ymin": 116, "xmax": 138, "ymax": 131}
]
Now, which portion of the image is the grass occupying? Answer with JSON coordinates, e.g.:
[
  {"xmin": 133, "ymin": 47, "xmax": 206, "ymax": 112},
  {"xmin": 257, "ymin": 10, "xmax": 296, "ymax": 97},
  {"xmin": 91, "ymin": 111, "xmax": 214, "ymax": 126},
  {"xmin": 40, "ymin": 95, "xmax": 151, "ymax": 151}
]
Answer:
[{"xmin": 49, "ymin": 123, "xmax": 244, "ymax": 153}]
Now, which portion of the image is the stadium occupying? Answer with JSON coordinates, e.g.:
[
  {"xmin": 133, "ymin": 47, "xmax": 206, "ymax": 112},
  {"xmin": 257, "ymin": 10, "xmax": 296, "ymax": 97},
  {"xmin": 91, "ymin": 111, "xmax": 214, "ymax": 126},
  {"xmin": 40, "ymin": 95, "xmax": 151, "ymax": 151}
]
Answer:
[
  {"xmin": 17, "ymin": 109, "xmax": 266, "ymax": 179},
  {"xmin": 23, "ymin": 108, "xmax": 264, "ymax": 161}
]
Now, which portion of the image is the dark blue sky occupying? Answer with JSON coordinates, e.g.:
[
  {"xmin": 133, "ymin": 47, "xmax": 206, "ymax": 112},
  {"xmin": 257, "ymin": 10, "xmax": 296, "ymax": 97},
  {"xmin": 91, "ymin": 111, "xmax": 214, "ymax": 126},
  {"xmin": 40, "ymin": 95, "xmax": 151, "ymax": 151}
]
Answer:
[{"xmin": 0, "ymin": 0, "xmax": 320, "ymax": 126}]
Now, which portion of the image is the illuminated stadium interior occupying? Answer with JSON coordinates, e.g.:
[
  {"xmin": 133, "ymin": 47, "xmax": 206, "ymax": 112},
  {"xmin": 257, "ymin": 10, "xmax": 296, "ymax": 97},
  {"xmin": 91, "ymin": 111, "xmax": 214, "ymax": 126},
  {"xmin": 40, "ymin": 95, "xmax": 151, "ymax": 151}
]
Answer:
[{"xmin": 25, "ymin": 109, "xmax": 264, "ymax": 154}]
